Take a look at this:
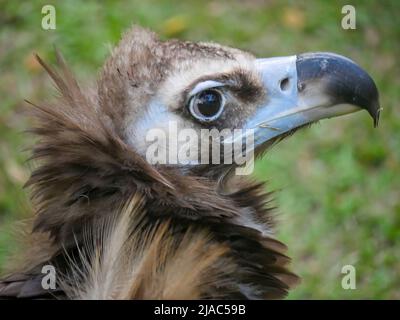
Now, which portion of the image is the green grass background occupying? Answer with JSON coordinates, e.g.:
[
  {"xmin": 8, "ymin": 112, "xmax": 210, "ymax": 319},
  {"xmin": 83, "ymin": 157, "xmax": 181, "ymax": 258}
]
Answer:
[{"xmin": 0, "ymin": 0, "xmax": 399, "ymax": 299}]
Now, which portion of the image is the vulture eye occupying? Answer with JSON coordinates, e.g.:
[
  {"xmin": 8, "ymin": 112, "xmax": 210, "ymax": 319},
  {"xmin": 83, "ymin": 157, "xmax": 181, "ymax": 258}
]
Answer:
[{"xmin": 188, "ymin": 89, "xmax": 225, "ymax": 122}]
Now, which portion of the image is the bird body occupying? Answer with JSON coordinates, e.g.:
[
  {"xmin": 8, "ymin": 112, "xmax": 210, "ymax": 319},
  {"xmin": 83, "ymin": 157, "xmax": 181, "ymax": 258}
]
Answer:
[{"xmin": 0, "ymin": 26, "xmax": 380, "ymax": 299}]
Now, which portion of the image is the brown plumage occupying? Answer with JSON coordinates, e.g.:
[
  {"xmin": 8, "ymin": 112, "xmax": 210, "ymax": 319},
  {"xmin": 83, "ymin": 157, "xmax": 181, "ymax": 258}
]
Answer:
[{"xmin": 0, "ymin": 26, "xmax": 380, "ymax": 299}]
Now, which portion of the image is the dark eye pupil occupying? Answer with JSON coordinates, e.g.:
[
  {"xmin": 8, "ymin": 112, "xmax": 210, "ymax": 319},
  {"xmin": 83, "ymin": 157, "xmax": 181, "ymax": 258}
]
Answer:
[{"xmin": 196, "ymin": 90, "xmax": 222, "ymax": 117}]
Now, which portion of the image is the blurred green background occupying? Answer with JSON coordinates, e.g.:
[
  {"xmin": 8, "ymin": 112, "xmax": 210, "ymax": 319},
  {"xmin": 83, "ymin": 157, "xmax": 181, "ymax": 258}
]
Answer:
[{"xmin": 0, "ymin": 0, "xmax": 399, "ymax": 299}]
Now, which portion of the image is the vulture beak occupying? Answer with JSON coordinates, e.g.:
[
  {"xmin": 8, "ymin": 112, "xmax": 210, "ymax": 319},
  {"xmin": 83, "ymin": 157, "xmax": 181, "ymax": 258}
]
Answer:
[{"xmin": 245, "ymin": 52, "xmax": 381, "ymax": 149}]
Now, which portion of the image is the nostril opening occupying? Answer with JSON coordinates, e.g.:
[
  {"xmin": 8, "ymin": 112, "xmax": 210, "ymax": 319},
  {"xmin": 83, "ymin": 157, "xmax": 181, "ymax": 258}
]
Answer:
[{"xmin": 280, "ymin": 77, "xmax": 290, "ymax": 91}]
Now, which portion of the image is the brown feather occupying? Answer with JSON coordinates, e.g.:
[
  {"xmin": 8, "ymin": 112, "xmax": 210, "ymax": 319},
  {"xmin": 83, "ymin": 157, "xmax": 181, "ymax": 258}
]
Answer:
[{"xmin": 0, "ymin": 26, "xmax": 299, "ymax": 300}]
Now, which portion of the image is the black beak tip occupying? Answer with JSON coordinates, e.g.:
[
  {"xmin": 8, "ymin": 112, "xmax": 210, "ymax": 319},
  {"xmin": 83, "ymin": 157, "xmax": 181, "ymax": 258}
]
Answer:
[
  {"xmin": 359, "ymin": 78, "xmax": 381, "ymax": 128},
  {"xmin": 356, "ymin": 67, "xmax": 381, "ymax": 128},
  {"xmin": 371, "ymin": 102, "xmax": 381, "ymax": 128},
  {"xmin": 297, "ymin": 52, "xmax": 381, "ymax": 128}
]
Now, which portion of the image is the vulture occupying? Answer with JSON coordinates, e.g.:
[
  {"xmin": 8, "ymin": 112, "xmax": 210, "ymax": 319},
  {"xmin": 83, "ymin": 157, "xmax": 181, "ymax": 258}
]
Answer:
[{"xmin": 0, "ymin": 26, "xmax": 380, "ymax": 300}]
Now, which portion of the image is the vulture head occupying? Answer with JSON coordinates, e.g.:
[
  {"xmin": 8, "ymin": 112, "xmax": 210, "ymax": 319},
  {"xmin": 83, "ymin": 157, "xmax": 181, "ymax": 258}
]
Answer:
[
  {"xmin": 0, "ymin": 26, "xmax": 380, "ymax": 300},
  {"xmin": 101, "ymin": 28, "xmax": 380, "ymax": 176}
]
